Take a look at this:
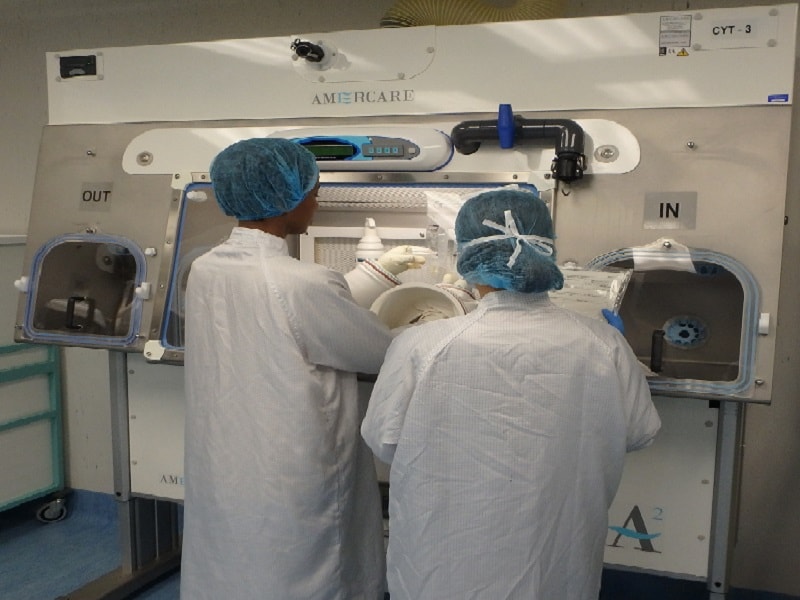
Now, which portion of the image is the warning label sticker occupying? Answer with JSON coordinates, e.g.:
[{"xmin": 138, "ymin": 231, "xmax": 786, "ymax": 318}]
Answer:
[{"xmin": 659, "ymin": 14, "xmax": 692, "ymax": 55}]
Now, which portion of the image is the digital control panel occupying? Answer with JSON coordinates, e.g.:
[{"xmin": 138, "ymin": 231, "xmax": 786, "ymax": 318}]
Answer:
[
  {"xmin": 269, "ymin": 127, "xmax": 452, "ymax": 171},
  {"xmin": 298, "ymin": 136, "xmax": 419, "ymax": 161}
]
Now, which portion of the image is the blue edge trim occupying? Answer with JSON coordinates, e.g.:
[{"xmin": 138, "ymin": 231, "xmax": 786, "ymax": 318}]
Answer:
[{"xmin": 3, "ymin": 489, "xmax": 797, "ymax": 600}]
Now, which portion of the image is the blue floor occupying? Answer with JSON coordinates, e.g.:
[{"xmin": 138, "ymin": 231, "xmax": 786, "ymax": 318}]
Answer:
[
  {"xmin": 0, "ymin": 489, "xmax": 797, "ymax": 600},
  {"xmin": 0, "ymin": 490, "xmax": 179, "ymax": 600}
]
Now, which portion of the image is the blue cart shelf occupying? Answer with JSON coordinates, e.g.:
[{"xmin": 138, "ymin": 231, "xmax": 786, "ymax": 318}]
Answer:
[{"xmin": 0, "ymin": 343, "xmax": 64, "ymax": 512}]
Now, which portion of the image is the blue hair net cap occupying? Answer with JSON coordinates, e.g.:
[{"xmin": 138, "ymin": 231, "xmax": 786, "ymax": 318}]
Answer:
[
  {"xmin": 210, "ymin": 138, "xmax": 319, "ymax": 221},
  {"xmin": 455, "ymin": 188, "xmax": 564, "ymax": 293}
]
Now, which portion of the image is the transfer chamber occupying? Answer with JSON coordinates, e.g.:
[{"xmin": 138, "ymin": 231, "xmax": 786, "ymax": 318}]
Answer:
[{"xmin": 589, "ymin": 243, "xmax": 762, "ymax": 398}]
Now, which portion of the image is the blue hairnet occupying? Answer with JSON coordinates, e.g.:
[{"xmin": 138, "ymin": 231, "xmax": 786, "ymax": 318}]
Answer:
[
  {"xmin": 455, "ymin": 188, "xmax": 564, "ymax": 293},
  {"xmin": 210, "ymin": 138, "xmax": 319, "ymax": 221}
]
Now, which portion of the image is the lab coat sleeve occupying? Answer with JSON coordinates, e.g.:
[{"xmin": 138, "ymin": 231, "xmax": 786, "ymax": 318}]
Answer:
[
  {"xmin": 287, "ymin": 268, "xmax": 393, "ymax": 374},
  {"xmin": 343, "ymin": 260, "xmax": 401, "ymax": 308},
  {"xmin": 613, "ymin": 333, "xmax": 661, "ymax": 451},
  {"xmin": 361, "ymin": 331, "xmax": 420, "ymax": 464}
]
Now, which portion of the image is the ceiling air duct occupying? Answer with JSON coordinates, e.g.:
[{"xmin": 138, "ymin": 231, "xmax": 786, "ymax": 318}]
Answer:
[{"xmin": 380, "ymin": 0, "xmax": 565, "ymax": 27}]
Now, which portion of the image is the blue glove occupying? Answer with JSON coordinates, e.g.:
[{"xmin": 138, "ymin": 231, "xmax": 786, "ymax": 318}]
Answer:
[{"xmin": 601, "ymin": 308, "xmax": 625, "ymax": 334}]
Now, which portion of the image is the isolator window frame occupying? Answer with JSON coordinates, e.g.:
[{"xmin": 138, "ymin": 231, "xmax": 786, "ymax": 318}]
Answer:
[{"xmin": 588, "ymin": 247, "xmax": 760, "ymax": 399}]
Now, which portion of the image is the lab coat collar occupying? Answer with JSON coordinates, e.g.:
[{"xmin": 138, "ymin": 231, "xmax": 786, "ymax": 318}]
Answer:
[
  {"xmin": 228, "ymin": 226, "xmax": 289, "ymax": 253},
  {"xmin": 479, "ymin": 289, "xmax": 551, "ymax": 310}
]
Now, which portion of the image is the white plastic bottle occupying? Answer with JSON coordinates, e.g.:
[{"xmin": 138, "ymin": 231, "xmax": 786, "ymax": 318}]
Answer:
[{"xmin": 355, "ymin": 217, "xmax": 385, "ymax": 262}]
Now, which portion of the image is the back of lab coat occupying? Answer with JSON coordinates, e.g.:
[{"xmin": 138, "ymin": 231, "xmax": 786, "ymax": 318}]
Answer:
[
  {"xmin": 362, "ymin": 290, "xmax": 660, "ymax": 600},
  {"xmin": 181, "ymin": 228, "xmax": 391, "ymax": 600}
]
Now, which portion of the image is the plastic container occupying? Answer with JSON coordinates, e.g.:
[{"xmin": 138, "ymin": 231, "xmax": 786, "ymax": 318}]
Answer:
[
  {"xmin": 355, "ymin": 218, "xmax": 385, "ymax": 262},
  {"xmin": 370, "ymin": 282, "xmax": 477, "ymax": 331}
]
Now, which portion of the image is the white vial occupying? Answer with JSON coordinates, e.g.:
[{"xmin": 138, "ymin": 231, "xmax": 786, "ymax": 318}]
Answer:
[{"xmin": 355, "ymin": 217, "xmax": 385, "ymax": 261}]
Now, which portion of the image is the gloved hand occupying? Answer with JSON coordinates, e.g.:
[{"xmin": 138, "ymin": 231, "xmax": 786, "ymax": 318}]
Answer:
[
  {"xmin": 442, "ymin": 272, "xmax": 469, "ymax": 289},
  {"xmin": 377, "ymin": 245, "xmax": 428, "ymax": 275},
  {"xmin": 601, "ymin": 308, "xmax": 625, "ymax": 334}
]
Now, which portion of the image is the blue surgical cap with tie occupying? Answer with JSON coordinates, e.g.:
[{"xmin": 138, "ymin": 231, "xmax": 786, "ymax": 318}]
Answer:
[
  {"xmin": 455, "ymin": 188, "xmax": 564, "ymax": 293},
  {"xmin": 210, "ymin": 138, "xmax": 319, "ymax": 221}
]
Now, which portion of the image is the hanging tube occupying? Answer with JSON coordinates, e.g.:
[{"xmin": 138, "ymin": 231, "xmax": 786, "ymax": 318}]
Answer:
[{"xmin": 450, "ymin": 116, "xmax": 586, "ymax": 183}]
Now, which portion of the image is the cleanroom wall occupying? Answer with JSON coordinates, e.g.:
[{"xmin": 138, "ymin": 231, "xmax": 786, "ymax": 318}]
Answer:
[{"xmin": 2, "ymin": 0, "xmax": 798, "ymax": 597}]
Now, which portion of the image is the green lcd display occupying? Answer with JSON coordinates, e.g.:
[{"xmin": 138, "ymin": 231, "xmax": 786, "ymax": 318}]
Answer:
[{"xmin": 303, "ymin": 143, "xmax": 356, "ymax": 159}]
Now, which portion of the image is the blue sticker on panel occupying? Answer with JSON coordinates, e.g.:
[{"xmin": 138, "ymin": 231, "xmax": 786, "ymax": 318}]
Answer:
[{"xmin": 768, "ymin": 93, "xmax": 789, "ymax": 103}]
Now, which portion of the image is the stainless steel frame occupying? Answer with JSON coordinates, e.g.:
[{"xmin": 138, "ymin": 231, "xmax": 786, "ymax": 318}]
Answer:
[{"xmin": 56, "ymin": 352, "xmax": 181, "ymax": 600}]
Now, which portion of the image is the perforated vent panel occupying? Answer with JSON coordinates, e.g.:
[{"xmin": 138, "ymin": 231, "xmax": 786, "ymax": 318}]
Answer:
[
  {"xmin": 318, "ymin": 185, "xmax": 512, "ymax": 211},
  {"xmin": 310, "ymin": 182, "xmax": 538, "ymax": 277},
  {"xmin": 315, "ymin": 238, "xmax": 424, "ymax": 274}
]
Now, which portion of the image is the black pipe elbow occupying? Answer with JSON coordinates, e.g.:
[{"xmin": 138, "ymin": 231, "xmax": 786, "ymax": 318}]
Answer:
[
  {"xmin": 450, "ymin": 116, "xmax": 586, "ymax": 183},
  {"xmin": 450, "ymin": 119, "xmax": 502, "ymax": 155},
  {"xmin": 528, "ymin": 119, "xmax": 584, "ymax": 156},
  {"xmin": 518, "ymin": 118, "xmax": 585, "ymax": 183}
]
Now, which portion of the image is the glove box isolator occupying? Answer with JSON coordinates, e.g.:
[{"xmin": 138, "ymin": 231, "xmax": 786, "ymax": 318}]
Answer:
[
  {"xmin": 15, "ymin": 233, "xmax": 147, "ymax": 349},
  {"xmin": 144, "ymin": 178, "xmax": 537, "ymax": 363},
  {"xmin": 589, "ymin": 245, "xmax": 758, "ymax": 398}
]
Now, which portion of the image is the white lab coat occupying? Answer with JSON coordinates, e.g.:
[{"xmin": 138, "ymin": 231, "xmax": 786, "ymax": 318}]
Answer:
[
  {"xmin": 361, "ymin": 290, "xmax": 661, "ymax": 600},
  {"xmin": 181, "ymin": 227, "xmax": 393, "ymax": 600}
]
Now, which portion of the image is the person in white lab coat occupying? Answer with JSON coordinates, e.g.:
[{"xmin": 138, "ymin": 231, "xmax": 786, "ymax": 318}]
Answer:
[
  {"xmin": 180, "ymin": 138, "xmax": 423, "ymax": 600},
  {"xmin": 361, "ymin": 188, "xmax": 661, "ymax": 600}
]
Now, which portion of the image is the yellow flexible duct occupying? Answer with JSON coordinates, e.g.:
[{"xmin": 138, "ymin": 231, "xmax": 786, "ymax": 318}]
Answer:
[{"xmin": 380, "ymin": 0, "xmax": 565, "ymax": 27}]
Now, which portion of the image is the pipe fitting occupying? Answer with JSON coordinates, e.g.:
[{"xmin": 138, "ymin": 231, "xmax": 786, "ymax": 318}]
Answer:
[{"xmin": 451, "ymin": 112, "xmax": 586, "ymax": 183}]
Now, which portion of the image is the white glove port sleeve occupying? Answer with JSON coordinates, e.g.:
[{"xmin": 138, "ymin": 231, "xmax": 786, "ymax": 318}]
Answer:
[
  {"xmin": 344, "ymin": 260, "xmax": 401, "ymax": 308},
  {"xmin": 377, "ymin": 245, "xmax": 429, "ymax": 275}
]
